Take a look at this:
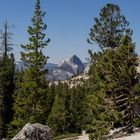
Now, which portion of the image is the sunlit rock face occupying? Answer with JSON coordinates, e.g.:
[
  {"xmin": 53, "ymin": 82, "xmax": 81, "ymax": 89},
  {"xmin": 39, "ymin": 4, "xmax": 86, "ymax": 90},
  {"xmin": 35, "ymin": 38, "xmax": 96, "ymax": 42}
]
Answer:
[
  {"xmin": 58, "ymin": 55, "xmax": 85, "ymax": 75},
  {"xmin": 16, "ymin": 55, "xmax": 88, "ymax": 81}
]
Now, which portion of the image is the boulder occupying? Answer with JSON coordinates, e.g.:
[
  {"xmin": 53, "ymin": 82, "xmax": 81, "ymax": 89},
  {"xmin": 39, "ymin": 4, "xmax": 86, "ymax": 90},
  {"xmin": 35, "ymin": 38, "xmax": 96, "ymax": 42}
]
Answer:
[{"xmin": 12, "ymin": 123, "xmax": 53, "ymax": 140}]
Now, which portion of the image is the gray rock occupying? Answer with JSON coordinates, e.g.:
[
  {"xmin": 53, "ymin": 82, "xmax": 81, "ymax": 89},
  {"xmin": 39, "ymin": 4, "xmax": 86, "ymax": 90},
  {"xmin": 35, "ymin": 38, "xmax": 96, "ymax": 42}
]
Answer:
[
  {"xmin": 12, "ymin": 123, "xmax": 53, "ymax": 140},
  {"xmin": 58, "ymin": 55, "xmax": 85, "ymax": 75}
]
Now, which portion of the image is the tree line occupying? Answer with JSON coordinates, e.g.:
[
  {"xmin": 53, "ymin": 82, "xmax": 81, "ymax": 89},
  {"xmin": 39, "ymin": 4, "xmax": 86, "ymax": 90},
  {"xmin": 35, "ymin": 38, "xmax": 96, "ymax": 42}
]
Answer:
[{"xmin": 0, "ymin": 1, "xmax": 140, "ymax": 140}]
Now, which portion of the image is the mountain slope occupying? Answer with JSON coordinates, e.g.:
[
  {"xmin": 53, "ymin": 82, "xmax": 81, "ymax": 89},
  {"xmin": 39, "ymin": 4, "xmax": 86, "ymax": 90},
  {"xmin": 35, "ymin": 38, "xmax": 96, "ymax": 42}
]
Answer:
[
  {"xmin": 16, "ymin": 55, "xmax": 88, "ymax": 81},
  {"xmin": 58, "ymin": 55, "xmax": 85, "ymax": 75}
]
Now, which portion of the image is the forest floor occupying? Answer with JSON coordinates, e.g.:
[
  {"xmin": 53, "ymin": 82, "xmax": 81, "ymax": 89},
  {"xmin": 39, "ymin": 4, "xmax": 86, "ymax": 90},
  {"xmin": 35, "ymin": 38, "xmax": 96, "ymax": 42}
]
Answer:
[{"xmin": 61, "ymin": 130, "xmax": 140, "ymax": 140}]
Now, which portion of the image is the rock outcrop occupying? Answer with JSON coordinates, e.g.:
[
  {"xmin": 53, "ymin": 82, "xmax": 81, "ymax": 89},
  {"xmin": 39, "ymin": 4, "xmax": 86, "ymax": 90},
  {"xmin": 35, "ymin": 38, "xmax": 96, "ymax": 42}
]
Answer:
[{"xmin": 12, "ymin": 123, "xmax": 53, "ymax": 140}]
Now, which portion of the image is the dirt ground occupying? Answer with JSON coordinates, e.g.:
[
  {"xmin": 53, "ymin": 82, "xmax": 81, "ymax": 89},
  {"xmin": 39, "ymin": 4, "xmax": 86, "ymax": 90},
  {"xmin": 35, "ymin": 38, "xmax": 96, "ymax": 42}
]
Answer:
[{"xmin": 62, "ymin": 131, "xmax": 140, "ymax": 140}]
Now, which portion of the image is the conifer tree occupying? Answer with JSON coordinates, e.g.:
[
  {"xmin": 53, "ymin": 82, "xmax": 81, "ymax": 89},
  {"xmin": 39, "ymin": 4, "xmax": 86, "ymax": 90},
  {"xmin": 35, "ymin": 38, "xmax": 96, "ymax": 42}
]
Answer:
[
  {"xmin": 0, "ymin": 21, "xmax": 15, "ymax": 138},
  {"xmin": 114, "ymin": 34, "xmax": 139, "ymax": 132},
  {"xmin": 8, "ymin": 0, "xmax": 50, "ymax": 137},
  {"xmin": 0, "ymin": 58, "xmax": 4, "ymax": 139},
  {"xmin": 46, "ymin": 84, "xmax": 56, "ymax": 119},
  {"xmin": 88, "ymin": 3, "xmax": 131, "ymax": 50},
  {"xmin": 48, "ymin": 82, "xmax": 87, "ymax": 136},
  {"xmin": 86, "ymin": 51, "xmax": 121, "ymax": 140},
  {"xmin": 67, "ymin": 85, "xmax": 87, "ymax": 134},
  {"xmin": 86, "ymin": 3, "xmax": 139, "ymax": 140},
  {"xmin": 47, "ymin": 82, "xmax": 69, "ymax": 136}
]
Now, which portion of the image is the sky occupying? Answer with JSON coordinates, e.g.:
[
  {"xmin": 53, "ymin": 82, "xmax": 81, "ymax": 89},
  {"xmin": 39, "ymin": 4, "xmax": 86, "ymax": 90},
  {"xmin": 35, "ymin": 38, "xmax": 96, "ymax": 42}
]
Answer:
[{"xmin": 0, "ymin": 0, "xmax": 140, "ymax": 64}]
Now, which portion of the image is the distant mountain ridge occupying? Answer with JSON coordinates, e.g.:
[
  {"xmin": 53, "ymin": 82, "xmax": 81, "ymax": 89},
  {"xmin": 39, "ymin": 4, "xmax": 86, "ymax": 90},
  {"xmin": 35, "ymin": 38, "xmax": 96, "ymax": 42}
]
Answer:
[
  {"xmin": 16, "ymin": 55, "xmax": 89, "ymax": 81},
  {"xmin": 16, "ymin": 55, "xmax": 140, "ymax": 82}
]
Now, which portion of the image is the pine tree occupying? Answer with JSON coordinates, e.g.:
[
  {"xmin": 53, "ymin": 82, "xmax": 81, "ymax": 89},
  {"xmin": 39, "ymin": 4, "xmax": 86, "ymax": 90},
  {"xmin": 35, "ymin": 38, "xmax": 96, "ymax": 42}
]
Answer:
[
  {"xmin": 8, "ymin": 0, "xmax": 50, "ymax": 137},
  {"xmin": 86, "ymin": 34, "xmax": 139, "ymax": 140},
  {"xmin": 114, "ymin": 34, "xmax": 139, "ymax": 132},
  {"xmin": 47, "ymin": 82, "xmax": 87, "ymax": 136},
  {"xmin": 67, "ymin": 85, "xmax": 87, "ymax": 134},
  {"xmin": 0, "ymin": 21, "xmax": 13, "ymax": 57},
  {"xmin": 46, "ymin": 84, "xmax": 56, "ymax": 119},
  {"xmin": 86, "ymin": 51, "xmax": 120, "ymax": 140},
  {"xmin": 87, "ymin": 3, "xmax": 131, "ymax": 50},
  {"xmin": 0, "ymin": 21, "xmax": 15, "ymax": 138},
  {"xmin": 47, "ymin": 82, "xmax": 69, "ymax": 136},
  {"xmin": 0, "ymin": 58, "xmax": 4, "ymax": 139},
  {"xmin": 86, "ymin": 3, "xmax": 139, "ymax": 139}
]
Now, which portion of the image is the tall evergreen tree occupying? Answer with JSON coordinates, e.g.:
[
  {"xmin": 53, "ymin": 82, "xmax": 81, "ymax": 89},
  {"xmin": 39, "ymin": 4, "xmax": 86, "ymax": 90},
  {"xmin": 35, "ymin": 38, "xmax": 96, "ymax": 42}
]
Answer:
[
  {"xmin": 8, "ymin": 0, "xmax": 50, "ymax": 137},
  {"xmin": 67, "ymin": 85, "xmax": 87, "ymax": 134},
  {"xmin": 86, "ymin": 51, "xmax": 121, "ymax": 140},
  {"xmin": 0, "ymin": 20, "xmax": 13, "ymax": 57},
  {"xmin": 47, "ymin": 82, "xmax": 69, "ymax": 136},
  {"xmin": 0, "ymin": 58, "xmax": 4, "ymax": 139},
  {"xmin": 0, "ymin": 21, "xmax": 15, "ymax": 138},
  {"xmin": 86, "ymin": 3, "xmax": 139, "ymax": 140},
  {"xmin": 46, "ymin": 84, "xmax": 56, "ymax": 119},
  {"xmin": 48, "ymin": 82, "xmax": 87, "ymax": 136}
]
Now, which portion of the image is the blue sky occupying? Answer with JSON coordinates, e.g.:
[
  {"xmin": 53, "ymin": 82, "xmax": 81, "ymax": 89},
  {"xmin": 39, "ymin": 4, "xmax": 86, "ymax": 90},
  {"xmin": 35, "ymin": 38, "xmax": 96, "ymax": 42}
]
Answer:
[{"xmin": 0, "ymin": 0, "xmax": 140, "ymax": 63}]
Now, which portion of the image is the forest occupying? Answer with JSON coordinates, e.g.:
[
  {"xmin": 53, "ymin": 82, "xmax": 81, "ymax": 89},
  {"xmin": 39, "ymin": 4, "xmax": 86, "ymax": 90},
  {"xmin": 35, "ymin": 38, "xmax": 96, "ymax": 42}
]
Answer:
[{"xmin": 0, "ymin": 0, "xmax": 140, "ymax": 140}]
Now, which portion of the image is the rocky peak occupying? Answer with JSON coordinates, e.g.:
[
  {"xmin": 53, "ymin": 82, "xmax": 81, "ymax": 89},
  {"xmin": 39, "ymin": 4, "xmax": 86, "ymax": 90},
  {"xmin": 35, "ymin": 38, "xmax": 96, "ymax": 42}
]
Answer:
[{"xmin": 58, "ymin": 55, "xmax": 85, "ymax": 75}]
